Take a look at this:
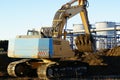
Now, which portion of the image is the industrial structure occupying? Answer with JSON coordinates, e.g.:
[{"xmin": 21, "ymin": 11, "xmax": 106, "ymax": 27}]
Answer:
[{"xmin": 70, "ymin": 22, "xmax": 120, "ymax": 50}]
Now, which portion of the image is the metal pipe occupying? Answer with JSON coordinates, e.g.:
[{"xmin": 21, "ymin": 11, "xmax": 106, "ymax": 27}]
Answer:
[{"xmin": 70, "ymin": 27, "xmax": 120, "ymax": 33}]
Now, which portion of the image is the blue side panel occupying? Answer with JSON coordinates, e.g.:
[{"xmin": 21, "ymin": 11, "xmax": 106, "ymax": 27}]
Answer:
[
  {"xmin": 15, "ymin": 38, "xmax": 39, "ymax": 58},
  {"xmin": 38, "ymin": 38, "xmax": 53, "ymax": 58},
  {"xmin": 14, "ymin": 38, "xmax": 53, "ymax": 58},
  {"xmin": 49, "ymin": 38, "xmax": 53, "ymax": 57}
]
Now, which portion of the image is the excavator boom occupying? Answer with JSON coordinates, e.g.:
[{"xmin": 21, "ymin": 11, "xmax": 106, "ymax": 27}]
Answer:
[
  {"xmin": 52, "ymin": 0, "xmax": 80, "ymax": 38},
  {"xmin": 52, "ymin": 0, "xmax": 95, "ymax": 52}
]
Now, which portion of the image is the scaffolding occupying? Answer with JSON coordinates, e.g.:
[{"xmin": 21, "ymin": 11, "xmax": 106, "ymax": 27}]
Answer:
[{"xmin": 66, "ymin": 27, "xmax": 120, "ymax": 50}]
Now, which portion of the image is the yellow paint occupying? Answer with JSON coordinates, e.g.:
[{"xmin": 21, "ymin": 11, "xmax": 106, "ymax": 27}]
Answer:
[{"xmin": 78, "ymin": 0, "xmax": 90, "ymax": 34}]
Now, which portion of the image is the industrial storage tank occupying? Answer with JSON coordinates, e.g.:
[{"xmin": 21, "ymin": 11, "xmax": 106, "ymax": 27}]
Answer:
[
  {"xmin": 72, "ymin": 24, "xmax": 84, "ymax": 49},
  {"xmin": 95, "ymin": 22, "xmax": 116, "ymax": 36},
  {"xmin": 95, "ymin": 22, "xmax": 116, "ymax": 50},
  {"xmin": 73, "ymin": 24, "xmax": 84, "ymax": 33}
]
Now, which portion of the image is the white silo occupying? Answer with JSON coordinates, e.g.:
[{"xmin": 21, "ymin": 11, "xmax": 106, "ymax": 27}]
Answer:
[
  {"xmin": 95, "ymin": 22, "xmax": 116, "ymax": 50},
  {"xmin": 95, "ymin": 22, "xmax": 115, "ymax": 36},
  {"xmin": 73, "ymin": 24, "xmax": 84, "ymax": 49},
  {"xmin": 73, "ymin": 24, "xmax": 84, "ymax": 33}
]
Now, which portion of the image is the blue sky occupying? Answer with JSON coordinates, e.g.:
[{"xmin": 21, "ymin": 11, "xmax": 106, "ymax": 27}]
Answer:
[{"xmin": 0, "ymin": 0, "xmax": 119, "ymax": 40}]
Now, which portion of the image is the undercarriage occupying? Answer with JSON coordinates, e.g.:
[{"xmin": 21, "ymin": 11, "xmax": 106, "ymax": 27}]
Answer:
[{"xmin": 7, "ymin": 59, "xmax": 88, "ymax": 79}]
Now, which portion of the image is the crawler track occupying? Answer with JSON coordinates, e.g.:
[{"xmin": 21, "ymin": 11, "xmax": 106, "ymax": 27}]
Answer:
[
  {"xmin": 7, "ymin": 59, "xmax": 88, "ymax": 79},
  {"xmin": 37, "ymin": 61, "xmax": 88, "ymax": 79},
  {"xmin": 7, "ymin": 59, "xmax": 31, "ymax": 77}
]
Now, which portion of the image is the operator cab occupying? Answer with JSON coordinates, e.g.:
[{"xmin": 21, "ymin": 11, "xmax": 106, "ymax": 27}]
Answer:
[{"xmin": 27, "ymin": 29, "xmax": 39, "ymax": 36}]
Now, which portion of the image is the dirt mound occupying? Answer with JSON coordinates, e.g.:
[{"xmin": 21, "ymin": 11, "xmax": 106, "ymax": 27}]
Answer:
[
  {"xmin": 74, "ymin": 49, "xmax": 105, "ymax": 65},
  {"xmin": 75, "ymin": 46, "xmax": 120, "ymax": 66},
  {"xmin": 81, "ymin": 53, "xmax": 105, "ymax": 65},
  {"xmin": 96, "ymin": 46, "xmax": 120, "ymax": 56},
  {"xmin": 106, "ymin": 46, "xmax": 120, "ymax": 56}
]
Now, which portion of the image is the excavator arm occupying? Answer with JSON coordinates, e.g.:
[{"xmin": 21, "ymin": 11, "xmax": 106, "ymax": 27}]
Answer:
[
  {"xmin": 52, "ymin": 0, "xmax": 81, "ymax": 38},
  {"xmin": 52, "ymin": 0, "xmax": 95, "ymax": 52},
  {"xmin": 78, "ymin": 0, "xmax": 91, "ymax": 35},
  {"xmin": 76, "ymin": 0, "xmax": 95, "ymax": 52},
  {"xmin": 52, "ymin": 0, "xmax": 90, "ymax": 37}
]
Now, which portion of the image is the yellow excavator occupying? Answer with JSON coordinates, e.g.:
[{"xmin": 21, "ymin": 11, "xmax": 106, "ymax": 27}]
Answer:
[
  {"xmin": 7, "ymin": 0, "xmax": 95, "ymax": 79},
  {"xmin": 52, "ymin": 0, "xmax": 95, "ymax": 52}
]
